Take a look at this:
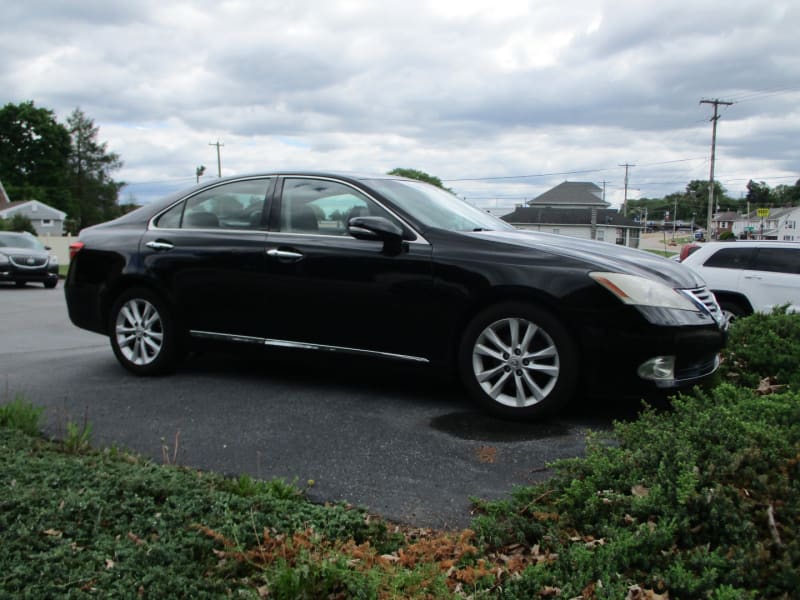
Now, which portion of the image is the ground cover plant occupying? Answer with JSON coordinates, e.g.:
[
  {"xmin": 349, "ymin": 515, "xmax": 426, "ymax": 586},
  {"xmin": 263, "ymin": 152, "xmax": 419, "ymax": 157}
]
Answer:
[{"xmin": 1, "ymin": 309, "xmax": 798, "ymax": 598}]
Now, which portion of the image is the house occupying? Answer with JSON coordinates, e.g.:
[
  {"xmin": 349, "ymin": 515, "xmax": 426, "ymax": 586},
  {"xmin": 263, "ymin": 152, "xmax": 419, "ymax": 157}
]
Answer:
[
  {"xmin": 711, "ymin": 211, "xmax": 739, "ymax": 238},
  {"xmin": 731, "ymin": 207, "xmax": 800, "ymax": 241},
  {"xmin": 0, "ymin": 180, "xmax": 67, "ymax": 235},
  {"xmin": 500, "ymin": 181, "xmax": 642, "ymax": 247},
  {"xmin": 527, "ymin": 181, "xmax": 610, "ymax": 209}
]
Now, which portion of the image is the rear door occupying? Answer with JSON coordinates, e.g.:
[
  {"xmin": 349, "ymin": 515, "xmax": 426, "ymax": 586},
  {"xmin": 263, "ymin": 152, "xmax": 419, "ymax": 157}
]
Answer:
[
  {"xmin": 139, "ymin": 177, "xmax": 273, "ymax": 336},
  {"xmin": 745, "ymin": 247, "xmax": 800, "ymax": 312}
]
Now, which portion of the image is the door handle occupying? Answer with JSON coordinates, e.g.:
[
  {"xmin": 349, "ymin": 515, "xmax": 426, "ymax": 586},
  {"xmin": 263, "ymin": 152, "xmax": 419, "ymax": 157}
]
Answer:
[
  {"xmin": 743, "ymin": 275, "xmax": 762, "ymax": 280},
  {"xmin": 146, "ymin": 240, "xmax": 174, "ymax": 251},
  {"xmin": 266, "ymin": 248, "xmax": 304, "ymax": 261}
]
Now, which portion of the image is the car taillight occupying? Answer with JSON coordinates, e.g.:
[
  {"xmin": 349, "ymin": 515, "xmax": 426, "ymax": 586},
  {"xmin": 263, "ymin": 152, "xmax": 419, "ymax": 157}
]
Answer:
[{"xmin": 69, "ymin": 241, "xmax": 85, "ymax": 260}]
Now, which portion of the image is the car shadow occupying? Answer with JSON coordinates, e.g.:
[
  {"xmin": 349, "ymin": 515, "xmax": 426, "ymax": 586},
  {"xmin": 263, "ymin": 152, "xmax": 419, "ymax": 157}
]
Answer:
[{"xmin": 179, "ymin": 348, "xmax": 673, "ymax": 441}]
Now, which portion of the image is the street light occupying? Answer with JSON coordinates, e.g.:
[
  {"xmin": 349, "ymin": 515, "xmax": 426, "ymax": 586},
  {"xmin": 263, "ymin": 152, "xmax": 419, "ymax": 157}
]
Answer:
[{"xmin": 196, "ymin": 165, "xmax": 206, "ymax": 183}]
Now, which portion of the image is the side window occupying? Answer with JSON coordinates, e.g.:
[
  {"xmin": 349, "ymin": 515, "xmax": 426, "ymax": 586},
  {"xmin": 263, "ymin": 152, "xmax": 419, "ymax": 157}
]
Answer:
[
  {"xmin": 278, "ymin": 178, "xmax": 401, "ymax": 235},
  {"xmin": 155, "ymin": 179, "xmax": 270, "ymax": 230},
  {"xmin": 752, "ymin": 248, "xmax": 800, "ymax": 275},
  {"xmin": 703, "ymin": 248, "xmax": 754, "ymax": 269}
]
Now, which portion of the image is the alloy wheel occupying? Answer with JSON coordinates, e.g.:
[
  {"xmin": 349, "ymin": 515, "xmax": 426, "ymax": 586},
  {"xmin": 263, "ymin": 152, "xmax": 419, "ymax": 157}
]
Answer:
[
  {"xmin": 471, "ymin": 317, "xmax": 560, "ymax": 408},
  {"xmin": 114, "ymin": 298, "xmax": 164, "ymax": 366}
]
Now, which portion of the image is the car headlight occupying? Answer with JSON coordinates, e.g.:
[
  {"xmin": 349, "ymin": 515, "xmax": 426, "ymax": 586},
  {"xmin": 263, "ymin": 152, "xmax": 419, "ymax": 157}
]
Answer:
[
  {"xmin": 589, "ymin": 272, "xmax": 697, "ymax": 311},
  {"xmin": 0, "ymin": 253, "xmax": 8, "ymax": 266},
  {"xmin": 49, "ymin": 255, "xmax": 59, "ymax": 266}
]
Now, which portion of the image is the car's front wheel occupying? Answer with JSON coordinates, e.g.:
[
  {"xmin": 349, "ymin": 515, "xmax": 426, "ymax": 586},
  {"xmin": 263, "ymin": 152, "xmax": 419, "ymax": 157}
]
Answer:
[
  {"xmin": 459, "ymin": 303, "xmax": 578, "ymax": 419},
  {"xmin": 109, "ymin": 288, "xmax": 183, "ymax": 375}
]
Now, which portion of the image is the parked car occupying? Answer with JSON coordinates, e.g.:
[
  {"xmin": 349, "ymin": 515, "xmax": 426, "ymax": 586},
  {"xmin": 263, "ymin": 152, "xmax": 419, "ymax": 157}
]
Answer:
[
  {"xmin": 65, "ymin": 172, "xmax": 727, "ymax": 418},
  {"xmin": 680, "ymin": 240, "xmax": 800, "ymax": 322},
  {"xmin": 0, "ymin": 231, "xmax": 59, "ymax": 288}
]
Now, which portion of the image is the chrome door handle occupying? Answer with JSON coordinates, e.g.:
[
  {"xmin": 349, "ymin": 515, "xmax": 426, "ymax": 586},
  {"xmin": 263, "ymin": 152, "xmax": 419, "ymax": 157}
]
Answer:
[
  {"xmin": 266, "ymin": 248, "xmax": 304, "ymax": 260},
  {"xmin": 146, "ymin": 240, "xmax": 174, "ymax": 251}
]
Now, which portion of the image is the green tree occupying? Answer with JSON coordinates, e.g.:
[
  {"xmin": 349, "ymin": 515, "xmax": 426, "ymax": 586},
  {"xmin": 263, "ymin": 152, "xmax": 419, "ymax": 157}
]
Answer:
[
  {"xmin": 771, "ymin": 179, "xmax": 800, "ymax": 206},
  {"xmin": 745, "ymin": 180, "xmax": 771, "ymax": 205},
  {"xmin": 67, "ymin": 108, "xmax": 124, "ymax": 230},
  {"xmin": 0, "ymin": 101, "xmax": 71, "ymax": 211},
  {"xmin": 388, "ymin": 168, "xmax": 449, "ymax": 190}
]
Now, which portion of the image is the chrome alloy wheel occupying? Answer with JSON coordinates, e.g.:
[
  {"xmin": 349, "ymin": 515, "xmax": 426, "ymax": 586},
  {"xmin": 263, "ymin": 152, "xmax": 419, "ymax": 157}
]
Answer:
[
  {"xmin": 114, "ymin": 298, "xmax": 164, "ymax": 366},
  {"xmin": 471, "ymin": 317, "xmax": 560, "ymax": 408}
]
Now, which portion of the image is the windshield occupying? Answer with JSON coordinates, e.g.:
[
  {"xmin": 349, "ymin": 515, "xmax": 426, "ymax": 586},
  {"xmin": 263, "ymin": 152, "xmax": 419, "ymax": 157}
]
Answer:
[
  {"xmin": 0, "ymin": 233, "xmax": 45, "ymax": 250},
  {"xmin": 365, "ymin": 179, "xmax": 516, "ymax": 233}
]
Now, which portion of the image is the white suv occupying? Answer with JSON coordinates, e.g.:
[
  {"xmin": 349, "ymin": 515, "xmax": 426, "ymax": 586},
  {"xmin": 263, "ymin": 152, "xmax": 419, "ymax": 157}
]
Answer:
[{"xmin": 681, "ymin": 241, "xmax": 800, "ymax": 322}]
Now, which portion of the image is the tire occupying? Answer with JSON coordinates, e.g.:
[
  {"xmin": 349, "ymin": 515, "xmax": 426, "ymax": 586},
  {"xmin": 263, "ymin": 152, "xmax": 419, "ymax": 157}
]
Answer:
[
  {"xmin": 719, "ymin": 300, "xmax": 747, "ymax": 325},
  {"xmin": 44, "ymin": 279, "xmax": 58, "ymax": 289},
  {"xmin": 458, "ymin": 302, "xmax": 578, "ymax": 419},
  {"xmin": 14, "ymin": 281, "xmax": 25, "ymax": 288},
  {"xmin": 109, "ymin": 287, "xmax": 183, "ymax": 375}
]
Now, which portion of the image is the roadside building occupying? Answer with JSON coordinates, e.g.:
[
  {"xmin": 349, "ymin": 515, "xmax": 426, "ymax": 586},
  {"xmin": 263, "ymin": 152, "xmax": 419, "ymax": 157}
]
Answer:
[
  {"xmin": 500, "ymin": 181, "xmax": 643, "ymax": 247},
  {"xmin": 730, "ymin": 206, "xmax": 800, "ymax": 241},
  {"xmin": 0, "ymin": 180, "xmax": 67, "ymax": 235}
]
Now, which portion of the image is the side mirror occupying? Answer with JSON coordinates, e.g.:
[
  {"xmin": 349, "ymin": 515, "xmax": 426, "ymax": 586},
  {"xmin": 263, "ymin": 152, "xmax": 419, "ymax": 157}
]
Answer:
[{"xmin": 348, "ymin": 216, "xmax": 405, "ymax": 253}]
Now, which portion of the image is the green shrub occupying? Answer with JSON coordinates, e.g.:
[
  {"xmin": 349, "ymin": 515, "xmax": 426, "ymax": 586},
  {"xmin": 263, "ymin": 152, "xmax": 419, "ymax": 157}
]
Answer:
[{"xmin": 720, "ymin": 308, "xmax": 800, "ymax": 389}]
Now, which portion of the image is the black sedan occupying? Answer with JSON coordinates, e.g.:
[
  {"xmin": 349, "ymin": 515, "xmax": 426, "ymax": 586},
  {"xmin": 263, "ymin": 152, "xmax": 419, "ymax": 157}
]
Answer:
[
  {"xmin": 65, "ymin": 172, "xmax": 726, "ymax": 418},
  {"xmin": 0, "ymin": 231, "xmax": 59, "ymax": 288}
]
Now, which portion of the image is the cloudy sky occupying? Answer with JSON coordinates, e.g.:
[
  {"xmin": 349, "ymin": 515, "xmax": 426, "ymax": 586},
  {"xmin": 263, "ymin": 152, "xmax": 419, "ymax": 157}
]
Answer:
[{"xmin": 2, "ymin": 0, "xmax": 798, "ymax": 211}]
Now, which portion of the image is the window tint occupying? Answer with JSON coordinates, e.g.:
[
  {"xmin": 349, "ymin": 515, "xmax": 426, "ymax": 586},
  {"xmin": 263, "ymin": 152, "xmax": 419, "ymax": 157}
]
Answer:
[
  {"xmin": 155, "ymin": 179, "xmax": 270, "ymax": 229},
  {"xmin": 703, "ymin": 247, "xmax": 754, "ymax": 269},
  {"xmin": 278, "ymin": 178, "xmax": 401, "ymax": 235},
  {"xmin": 752, "ymin": 248, "xmax": 800, "ymax": 275}
]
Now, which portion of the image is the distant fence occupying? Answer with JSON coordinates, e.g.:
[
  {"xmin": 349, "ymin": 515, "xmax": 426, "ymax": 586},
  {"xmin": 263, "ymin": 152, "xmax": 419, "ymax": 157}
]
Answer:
[{"xmin": 36, "ymin": 234, "xmax": 74, "ymax": 265}]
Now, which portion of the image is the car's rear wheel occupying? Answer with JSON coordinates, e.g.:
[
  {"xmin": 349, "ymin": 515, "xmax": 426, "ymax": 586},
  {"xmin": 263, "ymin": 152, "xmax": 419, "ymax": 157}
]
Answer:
[
  {"xmin": 459, "ymin": 302, "xmax": 578, "ymax": 419},
  {"xmin": 109, "ymin": 288, "xmax": 183, "ymax": 375},
  {"xmin": 719, "ymin": 300, "xmax": 747, "ymax": 325}
]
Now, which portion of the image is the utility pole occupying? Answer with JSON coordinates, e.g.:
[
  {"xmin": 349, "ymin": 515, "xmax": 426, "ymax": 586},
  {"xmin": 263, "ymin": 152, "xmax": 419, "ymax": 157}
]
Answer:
[
  {"xmin": 619, "ymin": 163, "xmax": 635, "ymax": 216},
  {"xmin": 700, "ymin": 99, "xmax": 733, "ymax": 238},
  {"xmin": 209, "ymin": 140, "xmax": 225, "ymax": 177}
]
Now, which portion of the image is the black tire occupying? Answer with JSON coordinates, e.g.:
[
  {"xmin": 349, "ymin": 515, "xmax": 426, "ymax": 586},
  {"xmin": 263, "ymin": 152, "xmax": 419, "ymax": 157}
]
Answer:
[
  {"xmin": 44, "ymin": 279, "xmax": 57, "ymax": 289},
  {"xmin": 458, "ymin": 302, "xmax": 578, "ymax": 419},
  {"xmin": 109, "ymin": 287, "xmax": 183, "ymax": 375},
  {"xmin": 14, "ymin": 281, "xmax": 25, "ymax": 288},
  {"xmin": 719, "ymin": 300, "xmax": 747, "ymax": 325}
]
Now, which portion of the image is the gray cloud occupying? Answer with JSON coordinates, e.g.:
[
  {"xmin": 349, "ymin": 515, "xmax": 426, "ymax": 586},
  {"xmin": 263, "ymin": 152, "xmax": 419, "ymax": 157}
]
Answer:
[{"xmin": 1, "ymin": 0, "xmax": 797, "ymax": 207}]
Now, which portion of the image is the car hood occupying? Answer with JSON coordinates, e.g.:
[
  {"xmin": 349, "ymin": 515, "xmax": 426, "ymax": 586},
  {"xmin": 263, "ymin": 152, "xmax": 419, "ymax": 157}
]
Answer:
[{"xmin": 469, "ymin": 229, "xmax": 706, "ymax": 289}]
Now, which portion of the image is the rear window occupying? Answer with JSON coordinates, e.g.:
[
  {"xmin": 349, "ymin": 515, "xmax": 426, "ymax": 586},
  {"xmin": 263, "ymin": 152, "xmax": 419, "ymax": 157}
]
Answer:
[
  {"xmin": 752, "ymin": 247, "xmax": 800, "ymax": 275},
  {"xmin": 703, "ymin": 247, "xmax": 755, "ymax": 269}
]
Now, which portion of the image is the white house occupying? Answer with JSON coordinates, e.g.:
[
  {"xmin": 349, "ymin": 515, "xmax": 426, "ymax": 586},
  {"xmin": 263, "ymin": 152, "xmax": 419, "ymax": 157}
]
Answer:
[
  {"xmin": 731, "ymin": 207, "xmax": 800, "ymax": 241},
  {"xmin": 0, "ymin": 181, "xmax": 68, "ymax": 237}
]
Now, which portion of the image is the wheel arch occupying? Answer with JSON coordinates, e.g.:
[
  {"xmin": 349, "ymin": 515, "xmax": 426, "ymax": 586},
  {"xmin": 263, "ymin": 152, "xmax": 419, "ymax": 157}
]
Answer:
[
  {"xmin": 449, "ymin": 286, "xmax": 583, "ymax": 368},
  {"xmin": 710, "ymin": 290, "xmax": 753, "ymax": 315},
  {"xmin": 99, "ymin": 275, "xmax": 178, "ymax": 335}
]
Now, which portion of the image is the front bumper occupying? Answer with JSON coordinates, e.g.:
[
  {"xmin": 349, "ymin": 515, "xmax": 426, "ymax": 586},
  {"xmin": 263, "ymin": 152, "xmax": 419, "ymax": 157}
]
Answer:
[
  {"xmin": 576, "ymin": 317, "xmax": 727, "ymax": 396},
  {"xmin": 0, "ymin": 265, "xmax": 59, "ymax": 284}
]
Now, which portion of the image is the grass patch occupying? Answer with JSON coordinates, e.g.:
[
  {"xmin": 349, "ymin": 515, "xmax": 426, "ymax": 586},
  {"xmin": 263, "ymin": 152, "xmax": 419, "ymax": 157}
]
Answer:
[{"xmin": 2, "ymin": 310, "xmax": 798, "ymax": 597}]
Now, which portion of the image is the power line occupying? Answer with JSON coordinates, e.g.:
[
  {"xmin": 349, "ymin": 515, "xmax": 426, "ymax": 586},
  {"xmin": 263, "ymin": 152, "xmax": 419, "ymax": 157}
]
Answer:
[{"xmin": 443, "ymin": 167, "xmax": 611, "ymax": 182}]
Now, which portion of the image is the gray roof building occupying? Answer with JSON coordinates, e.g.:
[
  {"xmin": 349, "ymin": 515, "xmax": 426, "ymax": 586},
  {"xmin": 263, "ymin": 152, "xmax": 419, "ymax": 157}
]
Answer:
[{"xmin": 528, "ymin": 181, "xmax": 609, "ymax": 208}]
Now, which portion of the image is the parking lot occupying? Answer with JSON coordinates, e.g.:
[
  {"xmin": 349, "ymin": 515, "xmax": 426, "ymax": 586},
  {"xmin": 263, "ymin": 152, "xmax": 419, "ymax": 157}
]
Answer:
[{"xmin": 1, "ymin": 284, "xmax": 638, "ymax": 527}]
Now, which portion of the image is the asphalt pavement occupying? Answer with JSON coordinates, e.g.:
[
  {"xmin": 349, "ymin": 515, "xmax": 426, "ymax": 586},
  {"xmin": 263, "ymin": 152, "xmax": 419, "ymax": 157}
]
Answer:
[{"xmin": 0, "ymin": 283, "xmax": 635, "ymax": 528}]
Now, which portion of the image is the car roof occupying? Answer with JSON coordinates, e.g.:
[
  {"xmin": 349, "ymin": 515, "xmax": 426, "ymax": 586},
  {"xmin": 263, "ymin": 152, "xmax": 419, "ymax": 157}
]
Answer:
[{"xmin": 704, "ymin": 240, "xmax": 799, "ymax": 247}]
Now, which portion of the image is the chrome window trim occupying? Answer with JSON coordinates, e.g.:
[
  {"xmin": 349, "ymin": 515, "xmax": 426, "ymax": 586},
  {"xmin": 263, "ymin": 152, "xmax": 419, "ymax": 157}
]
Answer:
[
  {"xmin": 145, "ymin": 174, "xmax": 430, "ymax": 245},
  {"xmin": 147, "ymin": 175, "xmax": 274, "ymax": 232},
  {"xmin": 190, "ymin": 329, "xmax": 429, "ymax": 363}
]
